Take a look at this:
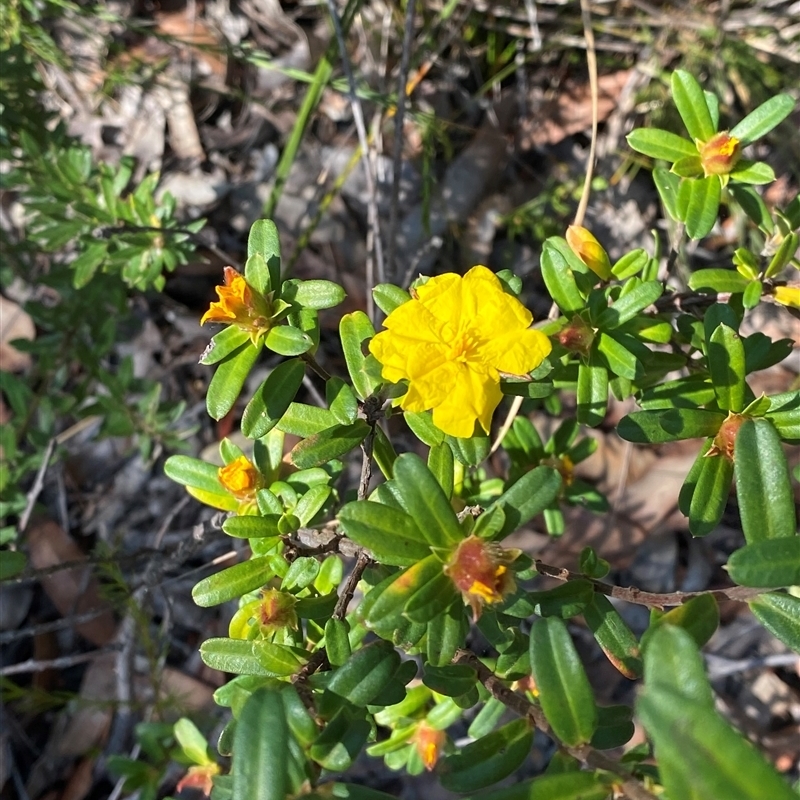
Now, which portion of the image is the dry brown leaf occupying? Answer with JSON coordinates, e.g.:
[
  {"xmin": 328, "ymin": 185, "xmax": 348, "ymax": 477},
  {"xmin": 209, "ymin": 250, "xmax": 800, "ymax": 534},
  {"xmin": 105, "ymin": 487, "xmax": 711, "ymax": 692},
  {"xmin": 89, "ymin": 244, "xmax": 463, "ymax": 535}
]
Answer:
[
  {"xmin": 519, "ymin": 70, "xmax": 632, "ymax": 149},
  {"xmin": 27, "ymin": 519, "xmax": 116, "ymax": 647},
  {"xmin": 160, "ymin": 667, "xmax": 216, "ymax": 711},
  {"xmin": 0, "ymin": 294, "xmax": 35, "ymax": 372},
  {"xmin": 58, "ymin": 757, "xmax": 95, "ymax": 800}
]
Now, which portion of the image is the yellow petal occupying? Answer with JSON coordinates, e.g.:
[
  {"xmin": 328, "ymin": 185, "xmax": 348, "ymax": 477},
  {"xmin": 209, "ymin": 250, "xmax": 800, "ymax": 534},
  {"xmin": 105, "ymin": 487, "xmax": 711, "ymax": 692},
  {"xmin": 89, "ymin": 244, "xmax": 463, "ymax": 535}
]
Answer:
[
  {"xmin": 431, "ymin": 365, "xmax": 502, "ymax": 437},
  {"xmin": 774, "ymin": 285, "xmax": 800, "ymax": 309},
  {"xmin": 478, "ymin": 327, "xmax": 552, "ymax": 376}
]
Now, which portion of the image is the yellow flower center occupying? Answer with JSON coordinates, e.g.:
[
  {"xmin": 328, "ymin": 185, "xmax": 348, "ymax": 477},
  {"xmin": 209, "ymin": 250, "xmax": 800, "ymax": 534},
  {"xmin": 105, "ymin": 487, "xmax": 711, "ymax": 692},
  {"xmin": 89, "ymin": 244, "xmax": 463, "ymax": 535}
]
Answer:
[{"xmin": 447, "ymin": 330, "xmax": 480, "ymax": 364}]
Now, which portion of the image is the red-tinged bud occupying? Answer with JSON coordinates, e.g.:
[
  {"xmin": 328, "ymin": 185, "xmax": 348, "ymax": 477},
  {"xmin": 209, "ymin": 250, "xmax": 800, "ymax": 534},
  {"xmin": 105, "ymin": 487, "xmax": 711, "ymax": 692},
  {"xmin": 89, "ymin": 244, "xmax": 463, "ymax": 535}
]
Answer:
[
  {"xmin": 542, "ymin": 453, "xmax": 575, "ymax": 487},
  {"xmin": 557, "ymin": 315, "xmax": 595, "ymax": 358},
  {"xmin": 707, "ymin": 412, "xmax": 746, "ymax": 461},
  {"xmin": 445, "ymin": 535, "xmax": 520, "ymax": 620},
  {"xmin": 413, "ymin": 723, "xmax": 447, "ymax": 771},
  {"xmin": 514, "ymin": 674, "xmax": 539, "ymax": 698},
  {"xmin": 566, "ymin": 225, "xmax": 612, "ymax": 281},
  {"xmin": 698, "ymin": 132, "xmax": 741, "ymax": 177},
  {"xmin": 176, "ymin": 764, "xmax": 220, "ymax": 796},
  {"xmin": 257, "ymin": 589, "xmax": 298, "ymax": 635}
]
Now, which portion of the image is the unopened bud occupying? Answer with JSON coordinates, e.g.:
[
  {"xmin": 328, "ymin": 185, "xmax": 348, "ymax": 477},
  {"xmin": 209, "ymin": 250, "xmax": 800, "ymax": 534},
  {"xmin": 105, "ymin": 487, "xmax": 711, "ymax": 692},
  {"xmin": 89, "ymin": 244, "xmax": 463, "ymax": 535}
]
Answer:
[
  {"xmin": 413, "ymin": 723, "xmax": 446, "ymax": 771},
  {"xmin": 566, "ymin": 225, "xmax": 612, "ymax": 280},
  {"xmin": 557, "ymin": 315, "xmax": 595, "ymax": 358}
]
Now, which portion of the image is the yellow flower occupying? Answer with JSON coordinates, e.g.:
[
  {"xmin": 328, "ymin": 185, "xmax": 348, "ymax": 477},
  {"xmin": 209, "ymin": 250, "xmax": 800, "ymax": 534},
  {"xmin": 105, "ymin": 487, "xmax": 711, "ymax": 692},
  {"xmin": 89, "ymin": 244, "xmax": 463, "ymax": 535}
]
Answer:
[
  {"xmin": 444, "ymin": 535, "xmax": 520, "ymax": 620},
  {"xmin": 201, "ymin": 266, "xmax": 272, "ymax": 345},
  {"xmin": 369, "ymin": 266, "xmax": 552, "ymax": 438},
  {"xmin": 773, "ymin": 285, "xmax": 800, "ymax": 309},
  {"xmin": 566, "ymin": 225, "xmax": 612, "ymax": 280},
  {"xmin": 218, "ymin": 455, "xmax": 261, "ymax": 501}
]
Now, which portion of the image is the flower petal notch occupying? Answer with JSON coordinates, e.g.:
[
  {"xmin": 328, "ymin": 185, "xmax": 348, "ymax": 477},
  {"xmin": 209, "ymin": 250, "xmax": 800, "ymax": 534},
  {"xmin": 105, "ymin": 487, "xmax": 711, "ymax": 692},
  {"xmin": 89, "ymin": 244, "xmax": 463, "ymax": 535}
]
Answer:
[
  {"xmin": 369, "ymin": 266, "xmax": 552, "ymax": 438},
  {"xmin": 201, "ymin": 266, "xmax": 274, "ymax": 345}
]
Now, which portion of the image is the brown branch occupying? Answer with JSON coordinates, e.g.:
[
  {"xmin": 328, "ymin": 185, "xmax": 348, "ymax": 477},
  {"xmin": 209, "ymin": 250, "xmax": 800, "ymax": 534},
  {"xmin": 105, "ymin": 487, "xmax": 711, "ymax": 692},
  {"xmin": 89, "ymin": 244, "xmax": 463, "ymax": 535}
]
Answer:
[
  {"xmin": 453, "ymin": 650, "xmax": 658, "ymax": 800},
  {"xmin": 653, "ymin": 289, "xmax": 732, "ymax": 313},
  {"xmin": 0, "ymin": 646, "xmax": 121, "ymax": 676},
  {"xmin": 534, "ymin": 559, "xmax": 768, "ymax": 609}
]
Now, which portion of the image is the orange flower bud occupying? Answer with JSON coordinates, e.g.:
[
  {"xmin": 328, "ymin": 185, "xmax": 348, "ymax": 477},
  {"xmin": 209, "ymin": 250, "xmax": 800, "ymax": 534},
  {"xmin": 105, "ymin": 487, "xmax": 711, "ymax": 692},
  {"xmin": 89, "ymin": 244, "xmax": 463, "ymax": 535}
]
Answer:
[
  {"xmin": 218, "ymin": 455, "xmax": 261, "ymax": 500},
  {"xmin": 256, "ymin": 589, "xmax": 298, "ymax": 635},
  {"xmin": 412, "ymin": 723, "xmax": 446, "ymax": 771},
  {"xmin": 566, "ymin": 225, "xmax": 612, "ymax": 281},
  {"xmin": 698, "ymin": 132, "xmax": 741, "ymax": 177},
  {"xmin": 773, "ymin": 285, "xmax": 800, "ymax": 309},
  {"xmin": 445, "ymin": 535, "xmax": 519, "ymax": 620},
  {"xmin": 201, "ymin": 267, "xmax": 272, "ymax": 345},
  {"xmin": 176, "ymin": 764, "xmax": 220, "ymax": 796}
]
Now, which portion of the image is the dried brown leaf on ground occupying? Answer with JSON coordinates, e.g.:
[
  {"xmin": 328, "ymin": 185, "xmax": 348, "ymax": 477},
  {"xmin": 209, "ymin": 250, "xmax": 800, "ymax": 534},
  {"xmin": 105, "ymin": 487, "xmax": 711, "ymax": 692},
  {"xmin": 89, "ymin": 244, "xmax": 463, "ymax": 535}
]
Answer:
[
  {"xmin": 519, "ymin": 70, "xmax": 632, "ymax": 149},
  {"xmin": 0, "ymin": 294, "xmax": 35, "ymax": 372},
  {"xmin": 26, "ymin": 519, "xmax": 116, "ymax": 647}
]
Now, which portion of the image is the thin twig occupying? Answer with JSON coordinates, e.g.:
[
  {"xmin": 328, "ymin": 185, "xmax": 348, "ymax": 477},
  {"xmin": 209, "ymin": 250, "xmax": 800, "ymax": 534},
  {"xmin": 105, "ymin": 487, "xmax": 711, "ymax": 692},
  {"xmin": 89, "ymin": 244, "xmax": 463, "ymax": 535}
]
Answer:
[
  {"xmin": 17, "ymin": 437, "xmax": 56, "ymax": 534},
  {"xmin": 301, "ymin": 351, "xmax": 334, "ymax": 382},
  {"xmin": 534, "ymin": 559, "xmax": 769, "ymax": 609},
  {"xmin": 386, "ymin": 0, "xmax": 417, "ymax": 283},
  {"xmin": 573, "ymin": 0, "xmax": 599, "ymax": 228},
  {"xmin": 0, "ymin": 607, "xmax": 114, "ymax": 644},
  {"xmin": 0, "ymin": 646, "xmax": 121, "ymax": 676},
  {"xmin": 325, "ymin": 0, "xmax": 386, "ymax": 323}
]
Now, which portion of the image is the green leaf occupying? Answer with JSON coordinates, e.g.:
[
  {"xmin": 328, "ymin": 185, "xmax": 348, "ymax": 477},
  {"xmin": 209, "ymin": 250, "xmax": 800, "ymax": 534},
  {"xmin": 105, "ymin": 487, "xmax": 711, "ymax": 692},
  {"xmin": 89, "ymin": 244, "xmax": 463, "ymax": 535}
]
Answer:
[
  {"xmin": 735, "ymin": 418, "xmax": 797, "ymax": 542},
  {"xmin": 223, "ymin": 516, "xmax": 281, "ymax": 538},
  {"xmin": 241, "ymin": 359, "xmax": 305, "ymax": 439},
  {"xmin": 679, "ymin": 176, "xmax": 721, "ymax": 240},
  {"xmin": 671, "ymin": 155, "xmax": 704, "ymax": 178},
  {"xmin": 576, "ymin": 359, "xmax": 608, "ymax": 427},
  {"xmin": 192, "ymin": 558, "xmax": 273, "ymax": 607},
  {"xmin": 403, "ymin": 570, "xmax": 458, "ymax": 623},
  {"xmin": 422, "ymin": 664, "xmax": 477, "ymax": 697},
  {"xmin": 428, "ymin": 442, "xmax": 454, "ymax": 498},
  {"xmin": 688, "ymin": 268, "xmax": 751, "ymax": 293},
  {"xmin": 626, "ymin": 128, "xmax": 698, "ymax": 161},
  {"xmin": 671, "ymin": 70, "xmax": 716, "ymax": 142},
  {"xmin": 749, "ymin": 593, "xmax": 800, "ymax": 653},
  {"xmin": 326, "ymin": 377, "xmax": 359, "ymax": 425},
  {"xmin": 246, "ymin": 220, "xmax": 281, "ymax": 294},
  {"xmin": 278, "ymin": 403, "xmax": 338, "ymax": 437},
  {"xmin": 207, "ymin": 343, "xmax": 261, "ymax": 421},
  {"xmin": 638, "ymin": 680, "xmax": 797, "ymax": 800},
  {"xmin": 727, "ymin": 538, "xmax": 800, "ymax": 588},
  {"xmin": 653, "ymin": 167, "xmax": 682, "ymax": 221},
  {"xmin": 340, "ymin": 311, "xmax": 379, "ymax": 400},
  {"xmin": 728, "ymin": 184, "xmax": 774, "ymax": 234},
  {"xmin": 72, "ymin": 242, "xmax": 109, "ymax": 288},
  {"xmin": 617, "ymin": 408, "xmax": 725, "ymax": 443},
  {"xmin": 765, "ymin": 231, "xmax": 800, "ymax": 279},
  {"xmin": 404, "ymin": 411, "xmax": 444, "ymax": 447},
  {"xmin": 164, "ymin": 455, "xmax": 224, "ymax": 494},
  {"xmin": 325, "ymin": 618, "xmax": 352, "ymax": 667},
  {"xmin": 730, "ymin": 94, "xmax": 796, "ymax": 145},
  {"xmin": 392, "ymin": 453, "xmax": 463, "ymax": 548},
  {"xmin": 253, "ymin": 641, "xmax": 306, "ymax": 676},
  {"xmin": 500, "ymin": 379, "xmax": 555, "ymax": 400},
  {"xmin": 232, "ymin": 688, "xmax": 289, "ymax": 800},
  {"xmin": 289, "ymin": 420, "xmax": 371, "ymax": 469},
  {"xmin": 174, "ymin": 718, "xmax": 212, "ymax": 765},
  {"xmin": 465, "ymin": 772, "xmax": 608, "ymax": 800},
  {"xmin": 611, "ymin": 249, "xmax": 649, "ymax": 280},
  {"xmin": 200, "ymin": 638, "xmax": 276, "ymax": 676},
  {"xmin": 281, "ymin": 279, "xmax": 345, "ymax": 309},
  {"xmin": 591, "ymin": 706, "xmax": 635, "ymax": 751},
  {"xmin": 438, "ymin": 718, "xmax": 533, "ymax": 793},
  {"xmin": 264, "ymin": 326, "xmax": 313, "ymax": 356},
  {"xmin": 729, "ymin": 160, "xmax": 775, "ymax": 185},
  {"xmin": 596, "ymin": 280, "xmax": 663, "ymax": 330},
  {"xmin": 689, "ymin": 453, "xmax": 733, "ymax": 537},
  {"xmin": 447, "ymin": 433, "xmax": 491, "ymax": 466},
  {"xmin": 201, "ymin": 326, "xmax": 250, "ymax": 365},
  {"xmin": 742, "ymin": 280, "xmax": 763, "ymax": 309},
  {"xmin": 541, "ymin": 242, "xmax": 585, "ymax": 315},
  {"xmin": 504, "ymin": 580, "xmax": 594, "ymax": 619},
  {"xmin": 530, "ymin": 617, "xmax": 597, "ymax": 746},
  {"xmin": 492, "ymin": 467, "xmax": 563, "ymax": 539},
  {"xmin": 595, "ymin": 332, "xmax": 641, "ymax": 381},
  {"xmin": 338, "ymin": 501, "xmax": 431, "ymax": 567},
  {"xmin": 0, "ymin": 551, "xmax": 26, "ymax": 581},
  {"xmin": 373, "ymin": 284, "xmax": 411, "ymax": 315},
  {"xmin": 426, "ymin": 604, "xmax": 468, "ymax": 666},
  {"xmin": 309, "ymin": 710, "xmax": 371, "ymax": 771},
  {"xmin": 326, "ymin": 640, "xmax": 401, "ymax": 707},
  {"xmin": 583, "ymin": 593, "xmax": 642, "ymax": 679},
  {"xmin": 644, "ymin": 595, "xmax": 720, "ymax": 651},
  {"xmin": 706, "ymin": 324, "xmax": 747, "ymax": 412},
  {"xmin": 364, "ymin": 556, "xmax": 442, "ymax": 630}
]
